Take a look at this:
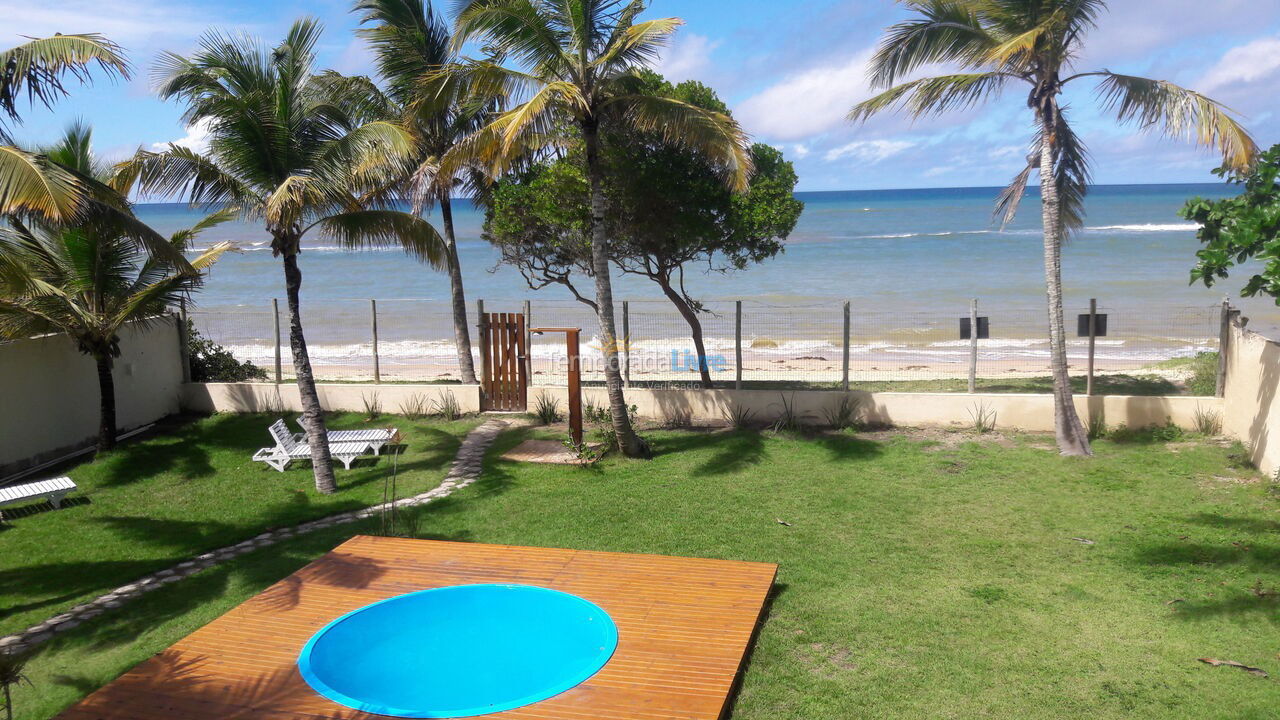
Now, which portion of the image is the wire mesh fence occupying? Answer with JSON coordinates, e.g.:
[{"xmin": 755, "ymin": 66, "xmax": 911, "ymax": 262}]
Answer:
[{"xmin": 188, "ymin": 298, "xmax": 1224, "ymax": 393}]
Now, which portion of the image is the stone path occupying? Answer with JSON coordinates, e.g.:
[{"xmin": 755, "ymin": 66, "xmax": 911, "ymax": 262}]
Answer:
[{"xmin": 0, "ymin": 417, "xmax": 516, "ymax": 657}]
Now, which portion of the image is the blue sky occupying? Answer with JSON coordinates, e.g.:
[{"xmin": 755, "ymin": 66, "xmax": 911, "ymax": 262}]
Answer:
[{"xmin": 8, "ymin": 0, "xmax": 1280, "ymax": 191}]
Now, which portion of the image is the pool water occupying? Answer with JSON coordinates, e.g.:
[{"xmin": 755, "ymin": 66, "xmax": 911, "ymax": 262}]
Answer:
[{"xmin": 298, "ymin": 584, "xmax": 618, "ymax": 718}]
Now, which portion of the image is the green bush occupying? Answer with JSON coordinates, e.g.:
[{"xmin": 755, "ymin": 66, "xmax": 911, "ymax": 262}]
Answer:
[{"xmin": 186, "ymin": 320, "xmax": 268, "ymax": 382}]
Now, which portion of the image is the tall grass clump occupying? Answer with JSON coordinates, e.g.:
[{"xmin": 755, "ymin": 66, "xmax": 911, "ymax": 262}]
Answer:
[
  {"xmin": 968, "ymin": 402, "xmax": 997, "ymax": 434},
  {"xmin": 1193, "ymin": 405, "xmax": 1223, "ymax": 435},
  {"xmin": 823, "ymin": 394, "xmax": 865, "ymax": 430},
  {"xmin": 723, "ymin": 403, "xmax": 757, "ymax": 430},
  {"xmin": 533, "ymin": 393, "xmax": 562, "ymax": 425},
  {"xmin": 770, "ymin": 393, "xmax": 810, "ymax": 434},
  {"xmin": 431, "ymin": 391, "xmax": 462, "ymax": 421},
  {"xmin": 361, "ymin": 392, "xmax": 382, "ymax": 420},
  {"xmin": 398, "ymin": 393, "xmax": 431, "ymax": 420}
]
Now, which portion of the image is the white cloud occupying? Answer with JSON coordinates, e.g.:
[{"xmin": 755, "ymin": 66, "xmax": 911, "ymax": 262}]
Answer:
[
  {"xmin": 734, "ymin": 49, "xmax": 876, "ymax": 141},
  {"xmin": 0, "ymin": 0, "xmax": 208, "ymax": 42},
  {"xmin": 1198, "ymin": 36, "xmax": 1280, "ymax": 91},
  {"xmin": 792, "ymin": 143, "xmax": 810, "ymax": 159},
  {"xmin": 923, "ymin": 166, "xmax": 952, "ymax": 178},
  {"xmin": 823, "ymin": 139, "xmax": 913, "ymax": 164},
  {"xmin": 152, "ymin": 118, "xmax": 212, "ymax": 153},
  {"xmin": 988, "ymin": 145, "xmax": 1024, "ymax": 160},
  {"xmin": 655, "ymin": 33, "xmax": 719, "ymax": 84}
]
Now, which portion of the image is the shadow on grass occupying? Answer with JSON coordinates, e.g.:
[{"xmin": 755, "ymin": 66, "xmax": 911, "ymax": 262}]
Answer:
[
  {"xmin": 1130, "ymin": 511, "xmax": 1280, "ymax": 623},
  {"xmin": 655, "ymin": 430, "xmax": 769, "ymax": 476}
]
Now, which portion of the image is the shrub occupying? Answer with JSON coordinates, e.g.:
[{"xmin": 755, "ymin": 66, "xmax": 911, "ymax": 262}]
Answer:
[
  {"xmin": 1184, "ymin": 352, "xmax": 1219, "ymax": 396},
  {"xmin": 968, "ymin": 401, "xmax": 997, "ymax": 434},
  {"xmin": 723, "ymin": 403, "xmax": 757, "ymax": 430},
  {"xmin": 361, "ymin": 392, "xmax": 382, "ymax": 420},
  {"xmin": 186, "ymin": 320, "xmax": 267, "ymax": 382},
  {"xmin": 770, "ymin": 393, "xmax": 810, "ymax": 433},
  {"xmin": 1192, "ymin": 404, "xmax": 1223, "ymax": 435}
]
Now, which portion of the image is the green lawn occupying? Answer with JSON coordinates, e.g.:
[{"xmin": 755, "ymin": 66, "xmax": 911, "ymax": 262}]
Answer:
[
  {"xmin": 7, "ymin": 415, "xmax": 1279, "ymax": 719},
  {"xmin": 0, "ymin": 412, "xmax": 478, "ymax": 638}
]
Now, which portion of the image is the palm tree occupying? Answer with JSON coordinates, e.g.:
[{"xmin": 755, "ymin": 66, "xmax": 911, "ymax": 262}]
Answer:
[
  {"xmin": 353, "ymin": 0, "xmax": 490, "ymax": 384},
  {"xmin": 118, "ymin": 19, "xmax": 448, "ymax": 493},
  {"xmin": 448, "ymin": 0, "xmax": 753, "ymax": 456},
  {"xmin": 0, "ymin": 123, "xmax": 229, "ymax": 452},
  {"xmin": 849, "ymin": 0, "xmax": 1257, "ymax": 456},
  {"xmin": 0, "ymin": 33, "xmax": 130, "ymax": 221}
]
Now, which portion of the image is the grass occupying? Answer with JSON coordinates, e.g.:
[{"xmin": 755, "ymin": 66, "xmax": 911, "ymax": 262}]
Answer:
[
  {"xmin": 0, "ymin": 412, "xmax": 477, "ymax": 639},
  {"xmin": 1154, "ymin": 352, "xmax": 1220, "ymax": 396},
  {"xmin": 8, "ymin": 420, "xmax": 1280, "ymax": 719}
]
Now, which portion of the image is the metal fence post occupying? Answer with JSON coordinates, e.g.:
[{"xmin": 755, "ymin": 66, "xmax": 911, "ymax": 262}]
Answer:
[
  {"xmin": 272, "ymin": 298, "xmax": 282, "ymax": 384},
  {"xmin": 177, "ymin": 297, "xmax": 191, "ymax": 383},
  {"xmin": 1216, "ymin": 297, "xmax": 1230, "ymax": 397},
  {"xmin": 842, "ymin": 301, "xmax": 851, "ymax": 392},
  {"xmin": 371, "ymin": 298, "xmax": 381, "ymax": 384},
  {"xmin": 1086, "ymin": 298, "xmax": 1097, "ymax": 396},
  {"xmin": 968, "ymin": 299, "xmax": 978, "ymax": 393},
  {"xmin": 735, "ymin": 300, "xmax": 743, "ymax": 390},
  {"xmin": 622, "ymin": 300, "xmax": 631, "ymax": 387}
]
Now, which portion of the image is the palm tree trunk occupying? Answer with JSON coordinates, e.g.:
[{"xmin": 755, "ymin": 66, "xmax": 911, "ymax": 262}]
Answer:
[
  {"xmin": 656, "ymin": 277, "xmax": 713, "ymax": 389},
  {"xmin": 1038, "ymin": 111, "xmax": 1092, "ymax": 456},
  {"xmin": 582, "ymin": 118, "xmax": 647, "ymax": 457},
  {"xmin": 281, "ymin": 249, "xmax": 338, "ymax": 492},
  {"xmin": 440, "ymin": 193, "xmax": 478, "ymax": 384},
  {"xmin": 95, "ymin": 353, "xmax": 116, "ymax": 453}
]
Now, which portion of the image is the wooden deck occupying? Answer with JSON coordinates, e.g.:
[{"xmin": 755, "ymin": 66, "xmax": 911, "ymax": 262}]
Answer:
[{"xmin": 55, "ymin": 536, "xmax": 777, "ymax": 720}]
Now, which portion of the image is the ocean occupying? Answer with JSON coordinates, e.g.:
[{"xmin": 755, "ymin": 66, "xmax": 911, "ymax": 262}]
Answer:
[{"xmin": 146, "ymin": 183, "xmax": 1278, "ymax": 381}]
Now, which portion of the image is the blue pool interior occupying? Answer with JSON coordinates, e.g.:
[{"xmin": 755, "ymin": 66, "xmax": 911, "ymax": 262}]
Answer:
[{"xmin": 297, "ymin": 584, "xmax": 619, "ymax": 718}]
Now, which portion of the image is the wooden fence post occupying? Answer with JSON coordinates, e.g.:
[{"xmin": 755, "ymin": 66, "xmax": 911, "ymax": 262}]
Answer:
[
  {"xmin": 1217, "ymin": 297, "xmax": 1230, "ymax": 397},
  {"xmin": 567, "ymin": 329, "xmax": 583, "ymax": 446},
  {"xmin": 477, "ymin": 299, "xmax": 488, "ymax": 405},
  {"xmin": 842, "ymin": 301, "xmax": 851, "ymax": 392},
  {"xmin": 735, "ymin": 300, "xmax": 743, "ymax": 390},
  {"xmin": 178, "ymin": 298, "xmax": 191, "ymax": 383},
  {"xmin": 968, "ymin": 299, "xmax": 978, "ymax": 393},
  {"xmin": 1086, "ymin": 298, "xmax": 1097, "ymax": 396},
  {"xmin": 370, "ymin": 299, "xmax": 380, "ymax": 384},
  {"xmin": 272, "ymin": 298, "xmax": 282, "ymax": 384},
  {"xmin": 622, "ymin": 300, "xmax": 631, "ymax": 387}
]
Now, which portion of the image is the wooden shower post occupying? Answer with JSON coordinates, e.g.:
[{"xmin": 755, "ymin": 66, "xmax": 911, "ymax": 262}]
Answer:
[{"xmin": 531, "ymin": 327, "xmax": 583, "ymax": 446}]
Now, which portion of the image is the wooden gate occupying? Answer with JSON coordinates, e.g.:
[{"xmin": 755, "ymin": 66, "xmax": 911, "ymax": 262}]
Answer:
[{"xmin": 479, "ymin": 312, "xmax": 528, "ymax": 411}]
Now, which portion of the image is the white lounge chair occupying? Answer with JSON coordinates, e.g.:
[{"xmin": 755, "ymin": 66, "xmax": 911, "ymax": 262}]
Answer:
[
  {"xmin": 292, "ymin": 418, "xmax": 400, "ymax": 456},
  {"xmin": 0, "ymin": 476, "xmax": 77, "ymax": 520},
  {"xmin": 253, "ymin": 420, "xmax": 372, "ymax": 472}
]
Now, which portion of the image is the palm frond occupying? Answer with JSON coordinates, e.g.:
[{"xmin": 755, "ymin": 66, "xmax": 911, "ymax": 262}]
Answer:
[
  {"xmin": 1092, "ymin": 72, "xmax": 1259, "ymax": 171},
  {"xmin": 849, "ymin": 72, "xmax": 1013, "ymax": 123},
  {"xmin": 614, "ymin": 92, "xmax": 754, "ymax": 192},
  {"xmin": 593, "ymin": 17, "xmax": 683, "ymax": 72},
  {"xmin": 113, "ymin": 146, "xmax": 259, "ymax": 209},
  {"xmin": 0, "ymin": 33, "xmax": 130, "ymax": 135},
  {"xmin": 992, "ymin": 149, "xmax": 1037, "ymax": 229},
  {"xmin": 0, "ymin": 145, "xmax": 85, "ymax": 221},
  {"xmin": 452, "ymin": 0, "xmax": 574, "ymax": 76},
  {"xmin": 868, "ymin": 0, "xmax": 997, "ymax": 87},
  {"xmin": 168, "ymin": 207, "xmax": 239, "ymax": 250},
  {"xmin": 302, "ymin": 210, "xmax": 448, "ymax": 267}
]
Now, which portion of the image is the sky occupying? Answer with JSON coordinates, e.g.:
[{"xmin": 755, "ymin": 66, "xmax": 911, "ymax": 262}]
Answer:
[{"xmin": 6, "ymin": 0, "xmax": 1280, "ymax": 192}]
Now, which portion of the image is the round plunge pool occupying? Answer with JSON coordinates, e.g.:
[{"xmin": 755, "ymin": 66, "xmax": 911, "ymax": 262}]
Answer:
[{"xmin": 297, "ymin": 584, "xmax": 618, "ymax": 718}]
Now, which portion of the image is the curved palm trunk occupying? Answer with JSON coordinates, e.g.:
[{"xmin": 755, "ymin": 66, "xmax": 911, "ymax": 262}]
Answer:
[
  {"xmin": 656, "ymin": 277, "xmax": 714, "ymax": 389},
  {"xmin": 95, "ymin": 353, "xmax": 116, "ymax": 453},
  {"xmin": 440, "ymin": 194, "xmax": 478, "ymax": 384},
  {"xmin": 281, "ymin": 250, "xmax": 338, "ymax": 492},
  {"xmin": 1037, "ymin": 110, "xmax": 1092, "ymax": 456},
  {"xmin": 583, "ymin": 119, "xmax": 647, "ymax": 457}
]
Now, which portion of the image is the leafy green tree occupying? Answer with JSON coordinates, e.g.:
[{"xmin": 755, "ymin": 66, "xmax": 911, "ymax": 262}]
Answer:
[
  {"xmin": 352, "ymin": 0, "xmax": 492, "ymax": 384},
  {"xmin": 1184, "ymin": 144, "xmax": 1280, "ymax": 302},
  {"xmin": 485, "ymin": 72, "xmax": 802, "ymax": 388},
  {"xmin": 0, "ymin": 124, "xmax": 229, "ymax": 452},
  {"xmin": 850, "ymin": 0, "xmax": 1257, "ymax": 456},
  {"xmin": 446, "ymin": 0, "xmax": 753, "ymax": 456},
  {"xmin": 118, "ymin": 20, "xmax": 448, "ymax": 492},
  {"xmin": 0, "ymin": 33, "xmax": 130, "ymax": 221}
]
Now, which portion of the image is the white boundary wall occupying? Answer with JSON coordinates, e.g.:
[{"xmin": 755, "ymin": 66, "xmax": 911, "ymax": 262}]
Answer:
[
  {"xmin": 180, "ymin": 383, "xmax": 481, "ymax": 415},
  {"xmin": 0, "ymin": 317, "xmax": 184, "ymax": 476},
  {"xmin": 527, "ymin": 386, "xmax": 1220, "ymax": 434},
  {"xmin": 1222, "ymin": 314, "xmax": 1280, "ymax": 477}
]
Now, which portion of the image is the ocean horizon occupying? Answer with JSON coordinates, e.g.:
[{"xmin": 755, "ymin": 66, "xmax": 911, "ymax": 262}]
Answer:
[{"xmin": 151, "ymin": 181, "xmax": 1277, "ymax": 380}]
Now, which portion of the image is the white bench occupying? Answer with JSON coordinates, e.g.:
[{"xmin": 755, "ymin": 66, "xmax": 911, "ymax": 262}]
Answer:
[
  {"xmin": 292, "ymin": 418, "xmax": 400, "ymax": 455},
  {"xmin": 0, "ymin": 476, "xmax": 77, "ymax": 520},
  {"xmin": 253, "ymin": 420, "xmax": 372, "ymax": 472}
]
